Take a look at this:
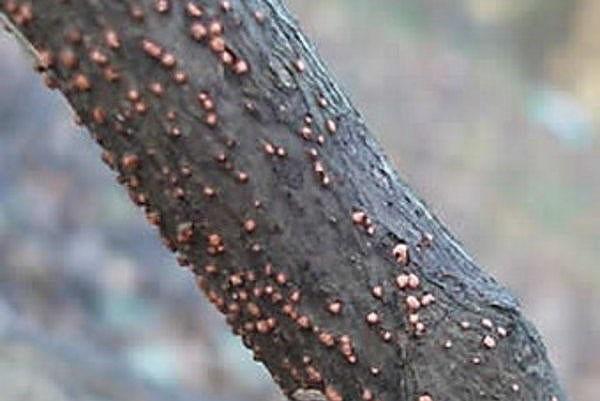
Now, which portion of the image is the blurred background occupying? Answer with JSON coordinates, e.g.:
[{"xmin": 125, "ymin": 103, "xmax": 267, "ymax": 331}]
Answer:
[{"xmin": 0, "ymin": 1, "xmax": 598, "ymax": 400}]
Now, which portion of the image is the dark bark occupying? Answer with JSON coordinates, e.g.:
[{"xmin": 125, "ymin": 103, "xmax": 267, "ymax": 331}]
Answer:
[{"xmin": 1, "ymin": 1, "xmax": 567, "ymax": 401}]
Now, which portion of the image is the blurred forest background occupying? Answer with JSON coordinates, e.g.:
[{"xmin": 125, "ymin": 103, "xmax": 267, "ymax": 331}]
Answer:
[{"xmin": 0, "ymin": 1, "xmax": 598, "ymax": 400}]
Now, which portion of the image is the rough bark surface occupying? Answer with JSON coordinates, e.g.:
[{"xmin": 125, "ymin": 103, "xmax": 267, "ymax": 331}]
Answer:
[{"xmin": 1, "ymin": 1, "xmax": 567, "ymax": 401}]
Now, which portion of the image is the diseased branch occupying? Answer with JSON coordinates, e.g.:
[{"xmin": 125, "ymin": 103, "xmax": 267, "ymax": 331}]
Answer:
[{"xmin": 1, "ymin": 1, "xmax": 567, "ymax": 401}]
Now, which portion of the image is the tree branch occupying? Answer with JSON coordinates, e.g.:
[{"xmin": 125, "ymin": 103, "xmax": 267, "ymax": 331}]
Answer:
[{"xmin": 1, "ymin": 1, "xmax": 567, "ymax": 400}]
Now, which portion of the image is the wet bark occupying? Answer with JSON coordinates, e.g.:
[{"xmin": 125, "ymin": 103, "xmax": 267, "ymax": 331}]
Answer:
[{"xmin": 1, "ymin": 1, "xmax": 567, "ymax": 401}]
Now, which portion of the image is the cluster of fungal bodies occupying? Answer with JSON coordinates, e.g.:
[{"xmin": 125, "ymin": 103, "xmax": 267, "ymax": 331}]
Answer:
[
  {"xmin": 1, "ymin": 1, "xmax": 563, "ymax": 401},
  {"xmin": 350, "ymin": 209, "xmax": 440, "ymax": 400},
  {"xmin": 395, "ymin": 266, "xmax": 435, "ymax": 336},
  {"xmin": 349, "ymin": 207, "xmax": 562, "ymax": 401}
]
